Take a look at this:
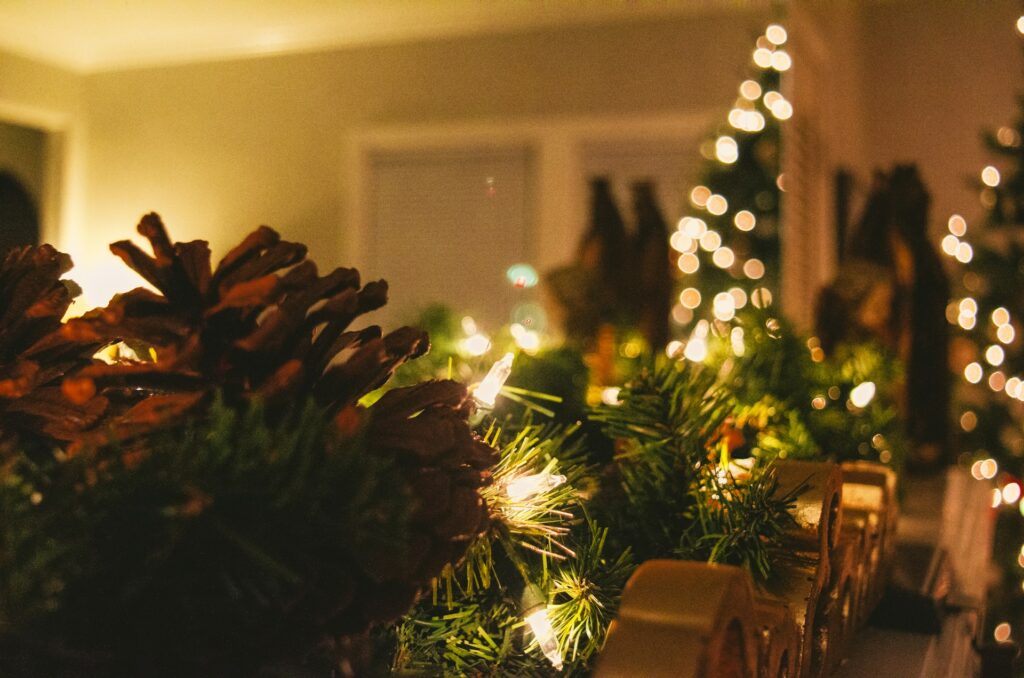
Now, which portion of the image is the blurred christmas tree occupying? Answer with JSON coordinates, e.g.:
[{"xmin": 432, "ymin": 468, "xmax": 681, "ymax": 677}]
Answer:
[
  {"xmin": 670, "ymin": 23, "xmax": 791, "ymax": 333},
  {"xmin": 937, "ymin": 26, "xmax": 1024, "ymax": 654}
]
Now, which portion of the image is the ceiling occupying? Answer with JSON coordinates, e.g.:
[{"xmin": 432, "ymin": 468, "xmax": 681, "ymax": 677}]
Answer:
[{"xmin": 0, "ymin": 0, "xmax": 737, "ymax": 74}]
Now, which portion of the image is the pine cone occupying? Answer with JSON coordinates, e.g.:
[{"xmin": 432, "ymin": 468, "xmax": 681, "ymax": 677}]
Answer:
[
  {"xmin": 62, "ymin": 213, "xmax": 428, "ymax": 448},
  {"xmin": 0, "ymin": 245, "xmax": 107, "ymax": 451},
  {"xmin": 337, "ymin": 379, "xmax": 496, "ymax": 633}
]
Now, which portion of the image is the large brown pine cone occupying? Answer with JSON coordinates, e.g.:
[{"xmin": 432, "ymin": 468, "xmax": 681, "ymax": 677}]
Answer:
[
  {"xmin": 60, "ymin": 213, "xmax": 428, "ymax": 448},
  {"xmin": 331, "ymin": 379, "xmax": 496, "ymax": 635},
  {"xmin": 0, "ymin": 245, "xmax": 107, "ymax": 451}
]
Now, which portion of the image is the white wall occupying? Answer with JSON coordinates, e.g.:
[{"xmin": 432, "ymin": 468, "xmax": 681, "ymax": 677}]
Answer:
[
  {"xmin": 3, "ymin": 4, "xmax": 1022, "ymax": 318},
  {"xmin": 75, "ymin": 11, "xmax": 770, "ymax": 306}
]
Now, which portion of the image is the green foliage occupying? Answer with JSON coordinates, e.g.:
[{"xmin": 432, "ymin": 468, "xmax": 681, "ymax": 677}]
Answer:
[
  {"xmin": 1, "ymin": 395, "xmax": 409, "ymax": 676},
  {"xmin": 392, "ymin": 422, "xmax": 633, "ymax": 676}
]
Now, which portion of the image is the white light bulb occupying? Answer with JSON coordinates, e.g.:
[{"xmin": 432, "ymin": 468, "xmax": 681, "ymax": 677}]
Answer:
[
  {"xmin": 730, "ymin": 326, "xmax": 745, "ymax": 357},
  {"xmin": 473, "ymin": 352, "xmax": 514, "ymax": 408},
  {"xmin": 525, "ymin": 607, "xmax": 563, "ymax": 670},
  {"xmin": 462, "ymin": 333, "xmax": 491, "ymax": 356},
  {"xmin": 982, "ymin": 165, "xmax": 1001, "ymax": 187},
  {"xmin": 849, "ymin": 381, "xmax": 876, "ymax": 408},
  {"xmin": 505, "ymin": 471, "xmax": 567, "ymax": 502}
]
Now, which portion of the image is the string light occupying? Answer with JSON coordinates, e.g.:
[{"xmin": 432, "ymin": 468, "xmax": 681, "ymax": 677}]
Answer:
[
  {"xmin": 730, "ymin": 326, "xmax": 745, "ymax": 356},
  {"xmin": 734, "ymin": 210, "xmax": 756, "ymax": 231},
  {"xmin": 601, "ymin": 386, "xmax": 622, "ymax": 405},
  {"xmin": 700, "ymin": 230, "xmax": 722, "ymax": 251},
  {"xmin": 713, "ymin": 292, "xmax": 737, "ymax": 321},
  {"xmin": 753, "ymin": 47, "xmax": 773, "ymax": 68},
  {"xmin": 682, "ymin": 216, "xmax": 708, "ymax": 238},
  {"xmin": 510, "ymin": 324, "xmax": 541, "ymax": 353},
  {"xmin": 712, "ymin": 246, "xmax": 736, "ymax": 269},
  {"xmin": 955, "ymin": 241, "xmax": 973, "ymax": 264},
  {"xmin": 739, "ymin": 79, "xmax": 762, "ymax": 100},
  {"xmin": 941, "ymin": 234, "xmax": 960, "ymax": 256},
  {"xmin": 505, "ymin": 470, "xmax": 567, "ymax": 502},
  {"xmin": 993, "ymin": 307, "xmax": 1011, "ymax": 326},
  {"xmin": 765, "ymin": 24, "xmax": 788, "ymax": 46},
  {"xmin": 769, "ymin": 97, "xmax": 793, "ymax": 120},
  {"xmin": 770, "ymin": 50, "xmax": 792, "ymax": 71},
  {"xmin": 1018, "ymin": 15, "xmax": 1024, "ymax": 34},
  {"xmin": 525, "ymin": 607, "xmax": 563, "ymax": 669},
  {"xmin": 1003, "ymin": 482, "xmax": 1021, "ymax": 505},
  {"xmin": 997, "ymin": 323, "xmax": 1015, "ymax": 344},
  {"xmin": 706, "ymin": 194, "xmax": 728, "ymax": 215},
  {"xmin": 684, "ymin": 320, "xmax": 710, "ymax": 362},
  {"xmin": 677, "ymin": 253, "xmax": 700, "ymax": 274},
  {"xmin": 728, "ymin": 287, "xmax": 748, "ymax": 309},
  {"xmin": 463, "ymin": 333, "xmax": 492, "ymax": 356},
  {"xmin": 948, "ymin": 214, "xmax": 967, "ymax": 236},
  {"xmin": 473, "ymin": 352, "xmax": 514, "ymax": 408},
  {"xmin": 964, "ymin": 362, "xmax": 984, "ymax": 384},
  {"xmin": 986, "ymin": 345, "xmax": 1006, "ymax": 366},
  {"xmin": 670, "ymin": 231, "xmax": 695, "ymax": 253},
  {"xmin": 679, "ymin": 287, "xmax": 702, "ymax": 309},
  {"xmin": 994, "ymin": 623, "xmax": 1012, "ymax": 643},
  {"xmin": 982, "ymin": 165, "xmax": 1001, "ymax": 187},
  {"xmin": 849, "ymin": 381, "xmax": 876, "ymax": 408},
  {"xmin": 743, "ymin": 258, "xmax": 765, "ymax": 279},
  {"xmin": 989, "ymin": 371, "xmax": 1007, "ymax": 392},
  {"xmin": 690, "ymin": 186, "xmax": 711, "ymax": 207},
  {"xmin": 715, "ymin": 136, "xmax": 739, "ymax": 164}
]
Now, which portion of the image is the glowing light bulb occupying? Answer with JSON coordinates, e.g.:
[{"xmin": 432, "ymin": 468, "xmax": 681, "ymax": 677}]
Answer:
[
  {"xmin": 753, "ymin": 47, "xmax": 773, "ymax": 68},
  {"xmin": 463, "ymin": 333, "xmax": 492, "ymax": 356},
  {"xmin": 981, "ymin": 458, "xmax": 998, "ymax": 479},
  {"xmin": 770, "ymin": 98, "xmax": 793, "ymax": 120},
  {"xmin": 948, "ymin": 214, "xmax": 967, "ymax": 236},
  {"xmin": 601, "ymin": 386, "xmax": 622, "ymax": 405},
  {"xmin": 1018, "ymin": 15, "xmax": 1024, "ymax": 34},
  {"xmin": 473, "ymin": 352, "xmax": 514, "ymax": 408},
  {"xmin": 670, "ymin": 231, "xmax": 693, "ymax": 253},
  {"xmin": 666, "ymin": 339, "xmax": 684, "ymax": 357},
  {"xmin": 849, "ymin": 381, "xmax": 876, "ymax": 408},
  {"xmin": 525, "ymin": 607, "xmax": 563, "ymax": 669},
  {"xmin": 989, "ymin": 370, "xmax": 1007, "ymax": 392},
  {"xmin": 998, "ymin": 323, "xmax": 1016, "ymax": 344},
  {"xmin": 677, "ymin": 253, "xmax": 700, "ymax": 274},
  {"xmin": 706, "ymin": 194, "xmax": 728, "ymax": 215},
  {"xmin": 763, "ymin": 91, "xmax": 783, "ymax": 108},
  {"xmin": 461, "ymin": 316, "xmax": 478, "ymax": 335},
  {"xmin": 751, "ymin": 287, "xmax": 773, "ymax": 308},
  {"xmin": 964, "ymin": 362, "xmax": 984, "ymax": 384},
  {"xmin": 730, "ymin": 326, "xmax": 745, "ymax": 356},
  {"xmin": 699, "ymin": 230, "xmax": 722, "ymax": 252},
  {"xmin": 684, "ymin": 320, "xmax": 709, "ymax": 363},
  {"xmin": 739, "ymin": 79, "xmax": 762, "ymax": 100},
  {"xmin": 982, "ymin": 165, "xmax": 1001, "ymax": 187},
  {"xmin": 712, "ymin": 247, "xmax": 736, "ymax": 269},
  {"xmin": 743, "ymin": 258, "xmax": 765, "ymax": 280},
  {"xmin": 1004, "ymin": 482, "xmax": 1021, "ymax": 505},
  {"xmin": 955, "ymin": 241, "xmax": 973, "ymax": 263},
  {"xmin": 960, "ymin": 298, "xmax": 978, "ymax": 316},
  {"xmin": 941, "ymin": 234, "xmax": 960, "ymax": 256},
  {"xmin": 690, "ymin": 185, "xmax": 711, "ymax": 207},
  {"xmin": 728, "ymin": 287, "xmax": 748, "ymax": 309},
  {"xmin": 766, "ymin": 24, "xmax": 788, "ymax": 45},
  {"xmin": 771, "ymin": 50, "xmax": 792, "ymax": 71},
  {"xmin": 713, "ymin": 292, "xmax": 736, "ymax": 321},
  {"xmin": 715, "ymin": 136, "xmax": 739, "ymax": 164},
  {"xmin": 958, "ymin": 313, "xmax": 977, "ymax": 330},
  {"xmin": 986, "ymin": 345, "xmax": 1005, "ymax": 366},
  {"xmin": 734, "ymin": 210, "xmax": 756, "ymax": 231},
  {"xmin": 683, "ymin": 217, "xmax": 707, "ymax": 238},
  {"xmin": 993, "ymin": 307, "xmax": 1011, "ymax": 326},
  {"xmin": 679, "ymin": 287, "xmax": 702, "ymax": 309},
  {"xmin": 505, "ymin": 471, "xmax": 567, "ymax": 502},
  {"xmin": 993, "ymin": 488, "xmax": 1004, "ymax": 508}
]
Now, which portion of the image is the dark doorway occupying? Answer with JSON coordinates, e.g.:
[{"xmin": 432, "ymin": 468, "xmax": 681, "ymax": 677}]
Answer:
[
  {"xmin": 0, "ymin": 120, "xmax": 47, "ymax": 254},
  {"xmin": 0, "ymin": 171, "xmax": 39, "ymax": 254}
]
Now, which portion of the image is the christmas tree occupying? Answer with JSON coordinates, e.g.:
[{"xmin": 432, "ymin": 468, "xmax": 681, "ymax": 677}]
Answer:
[
  {"xmin": 939, "ymin": 53, "xmax": 1024, "ymax": 649},
  {"xmin": 670, "ymin": 22, "xmax": 791, "ymax": 334}
]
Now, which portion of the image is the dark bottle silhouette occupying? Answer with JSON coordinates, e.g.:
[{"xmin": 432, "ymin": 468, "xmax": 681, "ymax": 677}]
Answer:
[
  {"xmin": 578, "ymin": 177, "xmax": 631, "ymax": 319},
  {"xmin": 631, "ymin": 180, "xmax": 672, "ymax": 350}
]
